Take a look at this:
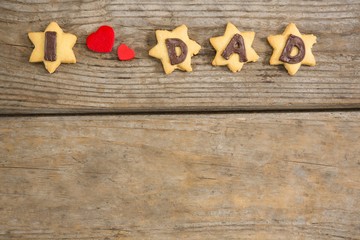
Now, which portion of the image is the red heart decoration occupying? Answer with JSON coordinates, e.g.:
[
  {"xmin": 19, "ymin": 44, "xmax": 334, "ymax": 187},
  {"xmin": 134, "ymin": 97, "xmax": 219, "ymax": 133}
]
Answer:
[
  {"xmin": 86, "ymin": 26, "xmax": 115, "ymax": 53},
  {"xmin": 117, "ymin": 44, "xmax": 135, "ymax": 61}
]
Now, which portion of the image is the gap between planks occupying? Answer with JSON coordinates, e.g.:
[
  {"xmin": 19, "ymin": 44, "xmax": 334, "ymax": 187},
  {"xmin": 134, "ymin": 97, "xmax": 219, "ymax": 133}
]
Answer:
[{"xmin": 1, "ymin": 107, "xmax": 360, "ymax": 118}]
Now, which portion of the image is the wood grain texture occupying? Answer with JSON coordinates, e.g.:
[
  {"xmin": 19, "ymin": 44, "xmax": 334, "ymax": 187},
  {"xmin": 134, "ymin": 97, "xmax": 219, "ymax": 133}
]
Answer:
[
  {"xmin": 0, "ymin": 0, "xmax": 360, "ymax": 114},
  {"xmin": 0, "ymin": 112, "xmax": 359, "ymax": 239}
]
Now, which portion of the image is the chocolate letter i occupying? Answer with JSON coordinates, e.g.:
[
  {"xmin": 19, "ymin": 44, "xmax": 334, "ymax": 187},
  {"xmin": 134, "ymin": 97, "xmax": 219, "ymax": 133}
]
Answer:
[
  {"xmin": 44, "ymin": 31, "xmax": 57, "ymax": 61},
  {"xmin": 165, "ymin": 38, "xmax": 188, "ymax": 65}
]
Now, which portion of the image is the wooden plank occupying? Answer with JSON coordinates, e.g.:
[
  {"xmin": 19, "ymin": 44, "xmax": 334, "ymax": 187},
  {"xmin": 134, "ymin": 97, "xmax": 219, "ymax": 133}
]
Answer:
[
  {"xmin": 0, "ymin": 0, "xmax": 359, "ymax": 114},
  {"xmin": 0, "ymin": 112, "xmax": 359, "ymax": 239}
]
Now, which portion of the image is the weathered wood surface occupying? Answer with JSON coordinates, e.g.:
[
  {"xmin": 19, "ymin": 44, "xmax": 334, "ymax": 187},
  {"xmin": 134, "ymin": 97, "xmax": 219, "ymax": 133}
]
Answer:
[
  {"xmin": 0, "ymin": 112, "xmax": 359, "ymax": 239},
  {"xmin": 0, "ymin": 0, "xmax": 360, "ymax": 114}
]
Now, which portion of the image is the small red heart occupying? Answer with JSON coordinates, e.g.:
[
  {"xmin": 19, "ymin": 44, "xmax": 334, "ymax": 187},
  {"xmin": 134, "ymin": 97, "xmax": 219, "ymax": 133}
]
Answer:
[
  {"xmin": 117, "ymin": 44, "xmax": 135, "ymax": 61},
  {"xmin": 86, "ymin": 25, "xmax": 115, "ymax": 53}
]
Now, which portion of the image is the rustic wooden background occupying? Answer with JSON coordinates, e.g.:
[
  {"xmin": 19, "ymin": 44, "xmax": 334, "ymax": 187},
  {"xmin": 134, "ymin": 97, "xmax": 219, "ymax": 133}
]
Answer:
[{"xmin": 0, "ymin": 0, "xmax": 359, "ymax": 239}]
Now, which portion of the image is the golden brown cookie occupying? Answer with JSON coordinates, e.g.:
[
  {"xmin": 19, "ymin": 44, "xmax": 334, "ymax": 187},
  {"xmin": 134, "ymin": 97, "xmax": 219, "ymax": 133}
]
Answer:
[
  {"xmin": 210, "ymin": 22, "xmax": 259, "ymax": 73},
  {"xmin": 149, "ymin": 25, "xmax": 201, "ymax": 74},
  {"xmin": 267, "ymin": 23, "xmax": 317, "ymax": 76},
  {"xmin": 28, "ymin": 22, "xmax": 77, "ymax": 73}
]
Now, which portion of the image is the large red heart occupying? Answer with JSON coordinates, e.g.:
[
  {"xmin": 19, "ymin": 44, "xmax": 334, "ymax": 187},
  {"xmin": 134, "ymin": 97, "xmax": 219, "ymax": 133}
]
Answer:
[
  {"xmin": 86, "ymin": 26, "xmax": 115, "ymax": 53},
  {"xmin": 117, "ymin": 44, "xmax": 135, "ymax": 61}
]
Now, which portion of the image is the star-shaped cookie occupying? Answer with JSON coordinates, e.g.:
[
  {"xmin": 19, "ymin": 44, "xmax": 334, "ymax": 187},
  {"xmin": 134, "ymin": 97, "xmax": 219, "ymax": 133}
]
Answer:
[
  {"xmin": 210, "ymin": 22, "xmax": 259, "ymax": 73},
  {"xmin": 268, "ymin": 23, "xmax": 317, "ymax": 76},
  {"xmin": 28, "ymin": 22, "xmax": 77, "ymax": 73},
  {"xmin": 149, "ymin": 25, "xmax": 201, "ymax": 74}
]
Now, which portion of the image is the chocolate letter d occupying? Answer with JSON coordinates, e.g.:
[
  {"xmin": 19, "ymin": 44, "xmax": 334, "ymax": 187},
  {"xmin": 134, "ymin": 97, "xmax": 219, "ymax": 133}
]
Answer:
[
  {"xmin": 165, "ymin": 38, "xmax": 188, "ymax": 65},
  {"xmin": 279, "ymin": 34, "xmax": 306, "ymax": 64}
]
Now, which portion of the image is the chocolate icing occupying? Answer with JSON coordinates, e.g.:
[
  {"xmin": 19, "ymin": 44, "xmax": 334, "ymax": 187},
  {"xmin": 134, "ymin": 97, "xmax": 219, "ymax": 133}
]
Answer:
[
  {"xmin": 221, "ymin": 34, "xmax": 247, "ymax": 62},
  {"xmin": 279, "ymin": 34, "xmax": 305, "ymax": 64},
  {"xmin": 44, "ymin": 31, "xmax": 57, "ymax": 62},
  {"xmin": 165, "ymin": 38, "xmax": 188, "ymax": 65}
]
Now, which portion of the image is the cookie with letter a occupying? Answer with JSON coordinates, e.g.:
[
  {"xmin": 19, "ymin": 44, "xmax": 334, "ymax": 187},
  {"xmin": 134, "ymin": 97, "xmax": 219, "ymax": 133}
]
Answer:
[{"xmin": 210, "ymin": 22, "xmax": 259, "ymax": 73}]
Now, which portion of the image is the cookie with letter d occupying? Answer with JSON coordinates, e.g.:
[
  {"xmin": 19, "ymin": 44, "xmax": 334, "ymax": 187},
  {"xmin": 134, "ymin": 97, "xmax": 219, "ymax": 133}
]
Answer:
[
  {"xmin": 268, "ymin": 23, "xmax": 317, "ymax": 75},
  {"xmin": 149, "ymin": 25, "xmax": 201, "ymax": 74}
]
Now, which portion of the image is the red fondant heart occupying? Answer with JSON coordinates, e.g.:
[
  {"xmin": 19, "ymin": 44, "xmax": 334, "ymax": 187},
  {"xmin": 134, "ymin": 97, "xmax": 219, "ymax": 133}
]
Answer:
[
  {"xmin": 117, "ymin": 44, "xmax": 135, "ymax": 61},
  {"xmin": 86, "ymin": 26, "xmax": 115, "ymax": 53}
]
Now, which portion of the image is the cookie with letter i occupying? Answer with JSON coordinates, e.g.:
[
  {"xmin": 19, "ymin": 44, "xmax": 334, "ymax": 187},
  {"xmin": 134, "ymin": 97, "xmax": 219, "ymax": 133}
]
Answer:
[
  {"xmin": 210, "ymin": 22, "xmax": 259, "ymax": 72},
  {"xmin": 149, "ymin": 25, "xmax": 201, "ymax": 74},
  {"xmin": 28, "ymin": 22, "xmax": 77, "ymax": 73},
  {"xmin": 267, "ymin": 23, "xmax": 317, "ymax": 75}
]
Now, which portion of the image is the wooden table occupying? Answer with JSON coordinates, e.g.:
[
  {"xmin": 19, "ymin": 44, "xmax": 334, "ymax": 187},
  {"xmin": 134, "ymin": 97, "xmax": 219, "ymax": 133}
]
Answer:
[{"xmin": 0, "ymin": 1, "xmax": 359, "ymax": 239}]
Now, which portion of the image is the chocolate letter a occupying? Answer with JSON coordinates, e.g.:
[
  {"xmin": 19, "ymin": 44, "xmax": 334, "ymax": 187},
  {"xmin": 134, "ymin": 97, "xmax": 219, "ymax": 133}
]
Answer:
[{"xmin": 221, "ymin": 34, "xmax": 248, "ymax": 62}]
